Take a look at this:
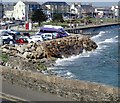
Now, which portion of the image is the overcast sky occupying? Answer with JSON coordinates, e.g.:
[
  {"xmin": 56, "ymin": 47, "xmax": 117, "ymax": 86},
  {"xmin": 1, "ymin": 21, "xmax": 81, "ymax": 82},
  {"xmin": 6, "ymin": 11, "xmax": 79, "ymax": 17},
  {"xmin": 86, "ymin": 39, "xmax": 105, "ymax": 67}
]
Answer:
[
  {"xmin": 1, "ymin": 0, "xmax": 120, "ymax": 2},
  {"xmin": 39, "ymin": 0, "xmax": 119, "ymax": 2}
]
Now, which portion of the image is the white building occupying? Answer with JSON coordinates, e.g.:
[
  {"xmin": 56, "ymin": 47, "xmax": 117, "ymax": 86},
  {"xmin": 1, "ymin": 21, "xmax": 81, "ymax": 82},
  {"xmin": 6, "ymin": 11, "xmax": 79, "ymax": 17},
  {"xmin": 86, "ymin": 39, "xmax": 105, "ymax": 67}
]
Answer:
[
  {"xmin": 95, "ymin": 7, "xmax": 112, "ymax": 18},
  {"xmin": 4, "ymin": 4, "xmax": 14, "ymax": 19},
  {"xmin": 70, "ymin": 3, "xmax": 81, "ymax": 16},
  {"xmin": 13, "ymin": 0, "xmax": 41, "ymax": 21},
  {"xmin": 111, "ymin": 6, "xmax": 119, "ymax": 17}
]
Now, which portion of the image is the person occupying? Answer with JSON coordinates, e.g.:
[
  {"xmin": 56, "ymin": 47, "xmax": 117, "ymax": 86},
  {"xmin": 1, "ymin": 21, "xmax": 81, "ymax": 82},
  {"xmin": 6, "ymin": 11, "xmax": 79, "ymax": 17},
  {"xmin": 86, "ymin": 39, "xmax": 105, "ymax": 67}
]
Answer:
[
  {"xmin": 100, "ymin": 19, "xmax": 103, "ymax": 23},
  {"xmin": 71, "ymin": 23, "xmax": 74, "ymax": 28},
  {"xmin": 5, "ymin": 25, "xmax": 8, "ymax": 30}
]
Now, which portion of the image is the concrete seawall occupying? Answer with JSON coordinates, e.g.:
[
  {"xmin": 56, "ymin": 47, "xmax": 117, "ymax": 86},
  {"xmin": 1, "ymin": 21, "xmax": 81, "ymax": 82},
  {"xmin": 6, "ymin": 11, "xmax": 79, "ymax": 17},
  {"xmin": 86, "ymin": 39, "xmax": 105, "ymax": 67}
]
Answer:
[
  {"xmin": 1, "ymin": 66, "xmax": 119, "ymax": 101},
  {"xmin": 65, "ymin": 23, "xmax": 120, "ymax": 34}
]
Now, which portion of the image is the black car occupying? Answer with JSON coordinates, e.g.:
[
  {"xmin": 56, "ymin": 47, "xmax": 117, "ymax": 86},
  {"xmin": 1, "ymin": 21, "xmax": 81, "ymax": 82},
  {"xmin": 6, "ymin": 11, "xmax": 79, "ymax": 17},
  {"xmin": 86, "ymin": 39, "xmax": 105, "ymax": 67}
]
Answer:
[
  {"xmin": 3, "ymin": 38, "xmax": 16, "ymax": 45},
  {"xmin": 23, "ymin": 32, "xmax": 30, "ymax": 37}
]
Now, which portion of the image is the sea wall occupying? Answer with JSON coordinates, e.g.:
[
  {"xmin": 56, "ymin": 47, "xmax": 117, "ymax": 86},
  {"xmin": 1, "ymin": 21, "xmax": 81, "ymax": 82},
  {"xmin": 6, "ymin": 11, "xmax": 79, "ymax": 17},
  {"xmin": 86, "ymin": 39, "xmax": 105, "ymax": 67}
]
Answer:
[
  {"xmin": 0, "ymin": 35, "xmax": 97, "ymax": 60},
  {"xmin": 1, "ymin": 66, "xmax": 119, "ymax": 101},
  {"xmin": 0, "ymin": 35, "xmax": 97, "ymax": 70}
]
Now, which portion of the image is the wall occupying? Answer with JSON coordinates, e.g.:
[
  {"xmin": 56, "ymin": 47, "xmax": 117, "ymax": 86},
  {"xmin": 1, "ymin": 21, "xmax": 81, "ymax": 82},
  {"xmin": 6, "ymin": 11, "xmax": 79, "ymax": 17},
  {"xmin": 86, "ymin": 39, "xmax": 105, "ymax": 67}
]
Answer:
[{"xmin": 1, "ymin": 66, "xmax": 119, "ymax": 101}]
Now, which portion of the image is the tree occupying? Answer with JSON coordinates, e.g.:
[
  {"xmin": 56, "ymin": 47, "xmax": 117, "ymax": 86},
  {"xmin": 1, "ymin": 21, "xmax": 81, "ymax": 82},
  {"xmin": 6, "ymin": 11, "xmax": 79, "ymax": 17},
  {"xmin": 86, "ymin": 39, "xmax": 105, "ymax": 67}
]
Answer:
[
  {"xmin": 31, "ymin": 9, "xmax": 47, "ymax": 26},
  {"xmin": 52, "ymin": 13, "xmax": 64, "ymax": 23}
]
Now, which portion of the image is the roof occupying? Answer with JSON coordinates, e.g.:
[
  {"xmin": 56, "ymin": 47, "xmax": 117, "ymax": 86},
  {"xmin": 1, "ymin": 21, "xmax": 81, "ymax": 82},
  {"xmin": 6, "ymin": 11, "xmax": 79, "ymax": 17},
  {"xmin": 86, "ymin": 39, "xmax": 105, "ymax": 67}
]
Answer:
[
  {"xmin": 40, "ymin": 27, "xmax": 59, "ymax": 32},
  {"xmin": 41, "ymin": 5, "xmax": 49, "ymax": 10},
  {"xmin": 0, "ymin": 3, "xmax": 3, "ymax": 5},
  {"xmin": 43, "ymin": 1, "xmax": 69, "ymax": 6},
  {"xmin": 4, "ymin": 6, "xmax": 14, "ymax": 11},
  {"xmin": 81, "ymin": 5, "xmax": 93, "ymax": 9},
  {"xmin": 21, "ymin": 0, "xmax": 40, "ymax": 5}
]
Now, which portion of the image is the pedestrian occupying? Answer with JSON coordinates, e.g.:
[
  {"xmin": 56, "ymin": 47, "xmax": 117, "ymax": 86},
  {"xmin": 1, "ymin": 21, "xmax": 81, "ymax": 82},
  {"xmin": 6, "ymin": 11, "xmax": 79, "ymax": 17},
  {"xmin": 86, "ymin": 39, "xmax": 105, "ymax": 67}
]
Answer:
[{"xmin": 71, "ymin": 23, "xmax": 74, "ymax": 28}]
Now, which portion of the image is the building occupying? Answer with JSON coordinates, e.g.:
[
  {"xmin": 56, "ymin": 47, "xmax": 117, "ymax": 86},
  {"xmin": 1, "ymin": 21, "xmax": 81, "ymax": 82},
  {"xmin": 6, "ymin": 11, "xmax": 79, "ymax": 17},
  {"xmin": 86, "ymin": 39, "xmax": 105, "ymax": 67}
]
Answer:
[
  {"xmin": 70, "ymin": 3, "xmax": 82, "ymax": 18},
  {"xmin": 0, "ymin": 3, "xmax": 4, "ymax": 19},
  {"xmin": 4, "ymin": 4, "xmax": 14, "ymax": 19},
  {"xmin": 80, "ymin": 4, "xmax": 94, "ymax": 17},
  {"xmin": 42, "ymin": 2, "xmax": 70, "ymax": 17},
  {"xmin": 70, "ymin": 3, "xmax": 94, "ymax": 18},
  {"xmin": 13, "ymin": 0, "xmax": 41, "ymax": 21},
  {"xmin": 94, "ymin": 7, "xmax": 113, "ymax": 18},
  {"xmin": 111, "ymin": 5, "xmax": 119, "ymax": 18}
]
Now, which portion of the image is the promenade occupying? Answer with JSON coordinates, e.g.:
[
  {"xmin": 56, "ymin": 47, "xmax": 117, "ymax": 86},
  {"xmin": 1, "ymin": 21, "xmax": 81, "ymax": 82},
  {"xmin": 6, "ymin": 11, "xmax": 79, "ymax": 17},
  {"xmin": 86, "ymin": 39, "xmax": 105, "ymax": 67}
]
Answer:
[{"xmin": 11, "ymin": 22, "xmax": 119, "ymax": 35}]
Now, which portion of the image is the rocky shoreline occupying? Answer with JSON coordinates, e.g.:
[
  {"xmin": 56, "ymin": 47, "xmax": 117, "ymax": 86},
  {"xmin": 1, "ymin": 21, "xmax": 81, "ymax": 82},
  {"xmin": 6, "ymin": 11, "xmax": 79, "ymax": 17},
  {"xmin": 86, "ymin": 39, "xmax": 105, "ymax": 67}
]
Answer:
[
  {"xmin": 0, "ymin": 35, "xmax": 97, "ymax": 72},
  {"xmin": 3, "ymin": 35, "xmax": 117, "ymax": 101}
]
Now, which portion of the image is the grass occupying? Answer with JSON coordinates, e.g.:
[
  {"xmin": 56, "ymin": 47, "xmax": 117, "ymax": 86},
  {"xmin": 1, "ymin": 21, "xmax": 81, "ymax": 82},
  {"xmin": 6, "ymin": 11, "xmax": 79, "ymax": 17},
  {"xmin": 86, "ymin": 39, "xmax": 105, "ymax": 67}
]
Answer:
[
  {"xmin": 36, "ymin": 62, "xmax": 47, "ymax": 71},
  {"xmin": 0, "ymin": 53, "xmax": 9, "ymax": 63},
  {"xmin": 42, "ymin": 21, "xmax": 69, "ymax": 28},
  {"xmin": 30, "ymin": 17, "xmax": 119, "ymax": 30}
]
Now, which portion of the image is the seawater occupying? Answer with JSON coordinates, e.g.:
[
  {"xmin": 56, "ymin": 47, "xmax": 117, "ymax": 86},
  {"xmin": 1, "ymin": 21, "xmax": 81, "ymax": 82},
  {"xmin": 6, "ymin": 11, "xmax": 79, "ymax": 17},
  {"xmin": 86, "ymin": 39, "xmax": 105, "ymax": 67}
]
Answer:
[{"xmin": 48, "ymin": 25, "xmax": 120, "ymax": 87}]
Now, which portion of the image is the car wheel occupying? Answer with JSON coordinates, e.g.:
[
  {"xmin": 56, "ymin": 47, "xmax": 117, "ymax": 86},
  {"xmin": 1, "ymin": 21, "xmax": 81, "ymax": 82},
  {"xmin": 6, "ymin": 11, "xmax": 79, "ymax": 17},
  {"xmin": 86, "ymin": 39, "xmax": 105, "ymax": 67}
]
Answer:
[
  {"xmin": 30, "ymin": 41, "xmax": 34, "ymax": 43},
  {"xmin": 37, "ymin": 40, "xmax": 41, "ymax": 42}
]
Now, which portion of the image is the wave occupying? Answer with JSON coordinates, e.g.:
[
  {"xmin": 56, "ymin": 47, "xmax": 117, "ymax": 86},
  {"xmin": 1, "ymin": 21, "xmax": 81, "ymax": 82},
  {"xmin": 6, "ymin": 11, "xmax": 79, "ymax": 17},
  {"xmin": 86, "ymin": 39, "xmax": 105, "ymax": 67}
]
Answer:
[
  {"xmin": 91, "ymin": 31, "xmax": 106, "ymax": 40},
  {"xmin": 98, "ymin": 36, "xmax": 118, "ymax": 44},
  {"xmin": 55, "ymin": 70, "xmax": 75, "ymax": 79},
  {"xmin": 55, "ymin": 49, "xmax": 92, "ymax": 66}
]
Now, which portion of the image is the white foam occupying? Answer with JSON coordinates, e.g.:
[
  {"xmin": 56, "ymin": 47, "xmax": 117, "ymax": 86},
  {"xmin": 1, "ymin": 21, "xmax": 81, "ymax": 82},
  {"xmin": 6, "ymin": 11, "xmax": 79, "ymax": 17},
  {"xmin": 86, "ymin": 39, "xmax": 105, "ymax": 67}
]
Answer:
[
  {"xmin": 55, "ymin": 50, "xmax": 92, "ymax": 66},
  {"xmin": 98, "ymin": 37, "xmax": 118, "ymax": 44},
  {"xmin": 91, "ymin": 31, "xmax": 106, "ymax": 40}
]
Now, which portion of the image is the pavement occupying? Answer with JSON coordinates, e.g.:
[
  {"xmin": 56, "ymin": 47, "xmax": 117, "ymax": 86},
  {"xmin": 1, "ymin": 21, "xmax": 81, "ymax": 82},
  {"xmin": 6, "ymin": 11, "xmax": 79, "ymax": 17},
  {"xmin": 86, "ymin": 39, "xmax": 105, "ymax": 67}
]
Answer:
[{"xmin": 1, "ymin": 81, "xmax": 73, "ymax": 102}]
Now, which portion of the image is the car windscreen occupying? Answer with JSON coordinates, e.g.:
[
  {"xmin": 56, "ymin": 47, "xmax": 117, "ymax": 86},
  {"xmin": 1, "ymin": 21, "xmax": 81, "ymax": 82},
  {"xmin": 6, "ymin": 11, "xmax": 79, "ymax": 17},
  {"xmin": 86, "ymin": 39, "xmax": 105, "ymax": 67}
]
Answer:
[{"xmin": 40, "ymin": 30, "xmax": 57, "ymax": 33}]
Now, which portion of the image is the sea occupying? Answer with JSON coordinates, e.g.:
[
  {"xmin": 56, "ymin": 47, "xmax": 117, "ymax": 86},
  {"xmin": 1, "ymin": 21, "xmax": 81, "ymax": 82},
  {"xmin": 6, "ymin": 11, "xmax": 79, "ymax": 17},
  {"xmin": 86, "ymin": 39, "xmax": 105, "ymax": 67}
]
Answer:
[{"xmin": 48, "ymin": 25, "xmax": 120, "ymax": 87}]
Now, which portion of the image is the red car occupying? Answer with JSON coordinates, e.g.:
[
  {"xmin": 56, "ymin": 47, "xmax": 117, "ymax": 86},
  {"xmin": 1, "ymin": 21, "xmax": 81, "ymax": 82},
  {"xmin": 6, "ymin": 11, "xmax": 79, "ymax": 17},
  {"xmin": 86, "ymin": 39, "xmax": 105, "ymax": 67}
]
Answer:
[{"xmin": 16, "ymin": 37, "xmax": 28, "ymax": 44}]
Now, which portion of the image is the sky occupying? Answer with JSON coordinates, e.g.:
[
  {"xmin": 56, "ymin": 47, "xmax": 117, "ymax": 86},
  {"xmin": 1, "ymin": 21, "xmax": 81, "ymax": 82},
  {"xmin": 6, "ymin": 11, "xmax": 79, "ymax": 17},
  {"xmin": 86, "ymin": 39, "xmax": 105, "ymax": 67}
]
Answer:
[
  {"xmin": 1, "ymin": 0, "xmax": 119, "ymax": 7},
  {"xmin": 1, "ymin": 0, "xmax": 120, "ymax": 2}
]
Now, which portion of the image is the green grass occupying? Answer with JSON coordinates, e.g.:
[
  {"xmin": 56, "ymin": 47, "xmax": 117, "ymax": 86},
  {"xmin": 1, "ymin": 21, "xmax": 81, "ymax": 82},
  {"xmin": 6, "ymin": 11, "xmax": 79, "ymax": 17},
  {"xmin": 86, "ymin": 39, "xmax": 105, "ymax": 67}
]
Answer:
[
  {"xmin": 32, "ymin": 17, "xmax": 118, "ymax": 29},
  {"xmin": 36, "ymin": 62, "xmax": 47, "ymax": 71},
  {"xmin": 0, "ymin": 53, "xmax": 9, "ymax": 63},
  {"xmin": 42, "ymin": 22, "xmax": 69, "ymax": 28}
]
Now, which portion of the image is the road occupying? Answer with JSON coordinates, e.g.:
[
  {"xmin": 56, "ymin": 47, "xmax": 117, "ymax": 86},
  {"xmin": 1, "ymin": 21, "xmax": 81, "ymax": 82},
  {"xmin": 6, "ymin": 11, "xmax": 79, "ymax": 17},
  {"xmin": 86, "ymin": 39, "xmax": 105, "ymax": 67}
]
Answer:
[{"xmin": 1, "ymin": 81, "xmax": 73, "ymax": 102}]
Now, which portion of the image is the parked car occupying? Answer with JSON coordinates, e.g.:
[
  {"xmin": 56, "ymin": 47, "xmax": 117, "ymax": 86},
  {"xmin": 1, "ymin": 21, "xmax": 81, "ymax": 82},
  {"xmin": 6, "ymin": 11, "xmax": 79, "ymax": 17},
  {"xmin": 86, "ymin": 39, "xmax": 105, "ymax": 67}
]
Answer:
[
  {"xmin": 0, "ymin": 37, "xmax": 3, "ymax": 45},
  {"xmin": 52, "ymin": 32, "xmax": 61, "ymax": 39},
  {"xmin": 27, "ymin": 35, "xmax": 43, "ymax": 43},
  {"xmin": 38, "ymin": 25, "xmax": 70, "ymax": 38},
  {"xmin": 0, "ymin": 33, "xmax": 13, "ymax": 40},
  {"xmin": 15, "ymin": 36, "xmax": 28, "ymax": 44},
  {"xmin": 0, "ymin": 30, "xmax": 16, "ymax": 40},
  {"xmin": 22, "ymin": 32, "xmax": 30, "ymax": 37},
  {"xmin": 3, "ymin": 38, "xmax": 15, "ymax": 45},
  {"xmin": 8, "ymin": 29, "xmax": 21, "ymax": 35},
  {"xmin": 41, "ymin": 33, "xmax": 53, "ymax": 40}
]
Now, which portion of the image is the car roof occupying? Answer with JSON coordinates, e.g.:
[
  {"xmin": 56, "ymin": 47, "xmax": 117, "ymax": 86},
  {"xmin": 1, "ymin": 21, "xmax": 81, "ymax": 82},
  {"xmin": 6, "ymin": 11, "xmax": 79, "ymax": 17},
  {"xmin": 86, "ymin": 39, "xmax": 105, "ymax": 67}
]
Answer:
[
  {"xmin": 40, "ymin": 27, "xmax": 59, "ymax": 31},
  {"xmin": 43, "ymin": 25, "xmax": 63, "ymax": 29}
]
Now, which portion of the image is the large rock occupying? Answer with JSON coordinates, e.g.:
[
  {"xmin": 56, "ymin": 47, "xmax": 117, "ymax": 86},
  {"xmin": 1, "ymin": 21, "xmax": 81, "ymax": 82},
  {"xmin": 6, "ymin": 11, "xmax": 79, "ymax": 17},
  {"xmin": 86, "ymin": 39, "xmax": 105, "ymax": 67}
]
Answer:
[{"xmin": 0, "ymin": 35, "xmax": 98, "ymax": 61}]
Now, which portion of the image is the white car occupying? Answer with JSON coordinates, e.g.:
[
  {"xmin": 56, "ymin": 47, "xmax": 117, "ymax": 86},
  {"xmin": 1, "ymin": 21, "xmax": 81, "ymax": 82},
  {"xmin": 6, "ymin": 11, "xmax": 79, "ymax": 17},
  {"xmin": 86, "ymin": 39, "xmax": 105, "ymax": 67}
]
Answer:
[
  {"xmin": 0, "ymin": 33, "xmax": 13, "ymax": 40},
  {"xmin": 27, "ymin": 35, "xmax": 43, "ymax": 43},
  {"xmin": 41, "ymin": 33, "xmax": 53, "ymax": 40},
  {"xmin": 0, "ymin": 30, "xmax": 13, "ymax": 40}
]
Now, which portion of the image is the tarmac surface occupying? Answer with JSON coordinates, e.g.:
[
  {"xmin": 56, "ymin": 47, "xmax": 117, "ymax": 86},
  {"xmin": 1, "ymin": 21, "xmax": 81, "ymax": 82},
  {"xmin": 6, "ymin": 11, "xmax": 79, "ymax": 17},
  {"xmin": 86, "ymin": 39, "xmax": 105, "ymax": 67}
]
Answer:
[{"xmin": 1, "ymin": 81, "xmax": 73, "ymax": 102}]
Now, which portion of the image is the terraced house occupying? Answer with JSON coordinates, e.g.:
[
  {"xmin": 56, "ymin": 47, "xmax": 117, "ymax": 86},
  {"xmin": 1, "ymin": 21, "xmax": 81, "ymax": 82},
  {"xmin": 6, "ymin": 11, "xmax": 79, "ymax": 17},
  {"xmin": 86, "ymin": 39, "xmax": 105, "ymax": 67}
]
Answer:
[
  {"xmin": 42, "ymin": 2, "xmax": 70, "ymax": 17},
  {"xmin": 13, "ymin": 0, "xmax": 41, "ymax": 21}
]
